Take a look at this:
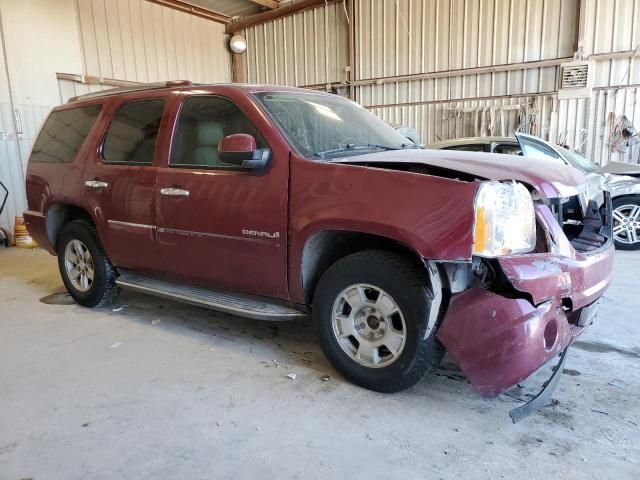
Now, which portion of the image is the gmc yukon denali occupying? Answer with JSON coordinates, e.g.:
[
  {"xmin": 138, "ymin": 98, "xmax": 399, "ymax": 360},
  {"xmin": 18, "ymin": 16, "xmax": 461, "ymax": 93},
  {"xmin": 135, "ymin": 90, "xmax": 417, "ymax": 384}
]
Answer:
[{"xmin": 24, "ymin": 82, "xmax": 614, "ymax": 419}]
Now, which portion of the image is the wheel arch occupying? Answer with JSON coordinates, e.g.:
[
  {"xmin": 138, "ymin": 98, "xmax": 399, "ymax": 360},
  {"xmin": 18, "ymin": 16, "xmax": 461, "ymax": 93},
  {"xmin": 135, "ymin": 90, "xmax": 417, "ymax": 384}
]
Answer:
[
  {"xmin": 299, "ymin": 230, "xmax": 428, "ymax": 305},
  {"xmin": 45, "ymin": 203, "xmax": 95, "ymax": 251}
]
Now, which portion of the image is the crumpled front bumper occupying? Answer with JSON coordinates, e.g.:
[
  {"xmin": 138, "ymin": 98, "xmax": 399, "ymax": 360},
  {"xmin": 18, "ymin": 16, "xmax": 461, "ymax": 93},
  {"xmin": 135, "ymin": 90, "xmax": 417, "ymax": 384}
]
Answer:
[{"xmin": 436, "ymin": 201, "xmax": 615, "ymax": 398}]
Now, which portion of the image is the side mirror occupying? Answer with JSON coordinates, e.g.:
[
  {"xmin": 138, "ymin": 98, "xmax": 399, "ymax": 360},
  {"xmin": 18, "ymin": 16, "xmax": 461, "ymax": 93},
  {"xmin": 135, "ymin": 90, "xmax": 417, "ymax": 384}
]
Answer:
[{"xmin": 218, "ymin": 134, "xmax": 270, "ymax": 170}]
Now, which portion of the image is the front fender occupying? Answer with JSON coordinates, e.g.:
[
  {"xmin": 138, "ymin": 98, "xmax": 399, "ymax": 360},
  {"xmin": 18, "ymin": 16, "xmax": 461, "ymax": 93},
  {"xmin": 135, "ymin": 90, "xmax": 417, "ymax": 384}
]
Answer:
[
  {"xmin": 603, "ymin": 173, "xmax": 640, "ymax": 198},
  {"xmin": 288, "ymin": 157, "xmax": 479, "ymax": 303}
]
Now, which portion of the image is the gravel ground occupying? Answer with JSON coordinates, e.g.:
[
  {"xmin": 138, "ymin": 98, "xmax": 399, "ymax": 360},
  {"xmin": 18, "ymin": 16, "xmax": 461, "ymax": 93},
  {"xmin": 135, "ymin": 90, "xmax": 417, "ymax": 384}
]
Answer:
[{"xmin": 1, "ymin": 247, "xmax": 638, "ymax": 479}]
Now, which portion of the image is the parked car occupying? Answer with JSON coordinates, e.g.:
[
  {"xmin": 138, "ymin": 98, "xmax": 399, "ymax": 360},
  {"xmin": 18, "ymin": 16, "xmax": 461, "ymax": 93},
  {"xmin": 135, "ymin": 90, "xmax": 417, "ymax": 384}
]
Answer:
[
  {"xmin": 24, "ymin": 82, "xmax": 614, "ymax": 419},
  {"xmin": 431, "ymin": 134, "xmax": 640, "ymax": 250}
]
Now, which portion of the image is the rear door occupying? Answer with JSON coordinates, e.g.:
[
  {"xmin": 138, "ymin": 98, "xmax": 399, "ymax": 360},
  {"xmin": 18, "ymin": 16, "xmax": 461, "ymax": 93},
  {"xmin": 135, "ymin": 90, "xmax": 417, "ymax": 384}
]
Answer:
[
  {"xmin": 82, "ymin": 95, "xmax": 169, "ymax": 274},
  {"xmin": 154, "ymin": 93, "xmax": 289, "ymax": 299}
]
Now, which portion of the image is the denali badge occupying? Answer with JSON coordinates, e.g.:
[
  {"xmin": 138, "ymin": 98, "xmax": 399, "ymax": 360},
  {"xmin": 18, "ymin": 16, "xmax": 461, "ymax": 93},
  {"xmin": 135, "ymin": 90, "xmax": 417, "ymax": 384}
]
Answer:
[{"xmin": 242, "ymin": 229, "xmax": 280, "ymax": 239}]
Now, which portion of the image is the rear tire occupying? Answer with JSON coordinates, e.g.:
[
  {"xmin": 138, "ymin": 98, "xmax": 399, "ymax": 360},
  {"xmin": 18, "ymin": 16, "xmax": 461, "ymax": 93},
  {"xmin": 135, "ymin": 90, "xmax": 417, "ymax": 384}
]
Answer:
[
  {"xmin": 57, "ymin": 219, "xmax": 118, "ymax": 307},
  {"xmin": 612, "ymin": 196, "xmax": 640, "ymax": 250},
  {"xmin": 313, "ymin": 250, "xmax": 444, "ymax": 393}
]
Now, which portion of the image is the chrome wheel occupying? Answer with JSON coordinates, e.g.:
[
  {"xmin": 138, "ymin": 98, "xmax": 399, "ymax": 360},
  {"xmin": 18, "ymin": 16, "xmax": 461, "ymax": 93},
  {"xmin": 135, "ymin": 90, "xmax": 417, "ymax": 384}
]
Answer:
[
  {"xmin": 613, "ymin": 204, "xmax": 640, "ymax": 245},
  {"xmin": 331, "ymin": 284, "xmax": 406, "ymax": 368},
  {"xmin": 64, "ymin": 239, "xmax": 94, "ymax": 292}
]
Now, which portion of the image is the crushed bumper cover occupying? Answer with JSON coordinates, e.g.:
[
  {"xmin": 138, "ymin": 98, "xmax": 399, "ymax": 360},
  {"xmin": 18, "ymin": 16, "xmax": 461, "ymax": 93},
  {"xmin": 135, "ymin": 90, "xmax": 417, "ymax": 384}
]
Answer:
[
  {"xmin": 436, "ymin": 288, "xmax": 582, "ymax": 397},
  {"xmin": 436, "ymin": 202, "xmax": 614, "ymax": 401}
]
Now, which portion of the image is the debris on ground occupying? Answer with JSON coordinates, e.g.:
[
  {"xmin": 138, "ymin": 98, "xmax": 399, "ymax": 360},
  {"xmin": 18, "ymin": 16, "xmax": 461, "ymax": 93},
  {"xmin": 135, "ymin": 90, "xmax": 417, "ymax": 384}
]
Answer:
[
  {"xmin": 112, "ymin": 305, "xmax": 127, "ymax": 312},
  {"xmin": 608, "ymin": 379, "xmax": 626, "ymax": 389},
  {"xmin": 273, "ymin": 359, "xmax": 290, "ymax": 369},
  {"xmin": 109, "ymin": 342, "xmax": 123, "ymax": 349},
  {"xmin": 216, "ymin": 421, "xmax": 222, "ymax": 427},
  {"xmin": 150, "ymin": 319, "xmax": 161, "ymax": 325},
  {"xmin": 286, "ymin": 373, "xmax": 297, "ymax": 380},
  {"xmin": 366, "ymin": 433, "xmax": 376, "ymax": 440},
  {"xmin": 320, "ymin": 375, "xmax": 330, "ymax": 382}
]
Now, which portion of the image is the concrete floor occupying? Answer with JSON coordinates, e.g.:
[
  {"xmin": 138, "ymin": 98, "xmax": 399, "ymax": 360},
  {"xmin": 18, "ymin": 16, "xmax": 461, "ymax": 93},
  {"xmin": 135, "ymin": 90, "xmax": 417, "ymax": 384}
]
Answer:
[{"xmin": 0, "ymin": 247, "xmax": 638, "ymax": 480}]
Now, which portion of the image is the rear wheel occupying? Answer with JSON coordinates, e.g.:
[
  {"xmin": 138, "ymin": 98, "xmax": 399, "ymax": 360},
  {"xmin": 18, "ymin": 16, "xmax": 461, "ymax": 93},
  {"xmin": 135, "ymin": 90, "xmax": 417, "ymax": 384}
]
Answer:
[
  {"xmin": 612, "ymin": 196, "xmax": 640, "ymax": 250},
  {"xmin": 313, "ymin": 250, "xmax": 444, "ymax": 393},
  {"xmin": 57, "ymin": 220, "xmax": 118, "ymax": 307}
]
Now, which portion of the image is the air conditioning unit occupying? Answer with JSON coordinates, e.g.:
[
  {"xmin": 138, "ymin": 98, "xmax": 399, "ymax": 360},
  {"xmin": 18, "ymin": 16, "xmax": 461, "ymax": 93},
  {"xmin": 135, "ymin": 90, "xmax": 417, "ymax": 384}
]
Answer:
[{"xmin": 558, "ymin": 60, "xmax": 594, "ymax": 100}]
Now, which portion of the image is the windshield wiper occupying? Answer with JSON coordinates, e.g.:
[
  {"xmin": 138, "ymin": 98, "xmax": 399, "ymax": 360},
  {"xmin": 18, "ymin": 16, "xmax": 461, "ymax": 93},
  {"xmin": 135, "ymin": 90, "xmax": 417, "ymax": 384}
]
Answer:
[{"xmin": 313, "ymin": 143, "xmax": 409, "ymax": 159}]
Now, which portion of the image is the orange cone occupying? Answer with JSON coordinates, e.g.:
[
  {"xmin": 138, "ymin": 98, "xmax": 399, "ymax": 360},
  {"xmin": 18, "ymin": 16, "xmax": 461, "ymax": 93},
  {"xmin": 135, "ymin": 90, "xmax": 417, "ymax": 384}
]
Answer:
[{"xmin": 14, "ymin": 216, "xmax": 37, "ymax": 248}]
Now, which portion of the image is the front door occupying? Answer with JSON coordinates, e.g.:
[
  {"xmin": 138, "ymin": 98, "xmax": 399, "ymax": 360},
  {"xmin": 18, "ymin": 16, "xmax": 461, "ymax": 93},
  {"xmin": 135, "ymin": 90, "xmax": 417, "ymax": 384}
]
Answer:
[
  {"xmin": 155, "ymin": 94, "xmax": 289, "ymax": 299},
  {"xmin": 82, "ymin": 96, "xmax": 168, "ymax": 275}
]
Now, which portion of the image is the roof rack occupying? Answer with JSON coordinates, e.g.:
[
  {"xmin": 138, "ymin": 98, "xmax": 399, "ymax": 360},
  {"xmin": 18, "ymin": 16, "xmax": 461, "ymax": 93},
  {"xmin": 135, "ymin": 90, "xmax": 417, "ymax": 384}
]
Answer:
[{"xmin": 68, "ymin": 80, "xmax": 193, "ymax": 103}]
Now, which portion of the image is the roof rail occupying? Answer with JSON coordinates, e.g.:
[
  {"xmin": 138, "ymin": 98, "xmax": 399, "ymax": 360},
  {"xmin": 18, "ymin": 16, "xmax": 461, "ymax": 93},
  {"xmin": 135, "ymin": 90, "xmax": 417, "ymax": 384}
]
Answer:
[{"xmin": 68, "ymin": 80, "xmax": 193, "ymax": 103}]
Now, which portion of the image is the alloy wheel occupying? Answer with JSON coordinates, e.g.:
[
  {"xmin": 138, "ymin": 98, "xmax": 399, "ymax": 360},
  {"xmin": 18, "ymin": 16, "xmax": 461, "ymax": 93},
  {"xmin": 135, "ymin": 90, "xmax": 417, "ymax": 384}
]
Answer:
[
  {"xmin": 64, "ymin": 239, "xmax": 95, "ymax": 292},
  {"xmin": 613, "ymin": 204, "xmax": 640, "ymax": 245},
  {"xmin": 331, "ymin": 283, "xmax": 407, "ymax": 368}
]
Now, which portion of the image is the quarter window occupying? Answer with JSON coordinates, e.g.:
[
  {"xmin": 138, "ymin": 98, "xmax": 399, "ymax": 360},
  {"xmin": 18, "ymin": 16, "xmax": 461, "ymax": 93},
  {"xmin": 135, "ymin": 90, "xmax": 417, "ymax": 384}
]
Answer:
[
  {"xmin": 171, "ymin": 96, "xmax": 267, "ymax": 168},
  {"xmin": 29, "ymin": 105, "xmax": 102, "ymax": 163},
  {"xmin": 102, "ymin": 99, "xmax": 165, "ymax": 165}
]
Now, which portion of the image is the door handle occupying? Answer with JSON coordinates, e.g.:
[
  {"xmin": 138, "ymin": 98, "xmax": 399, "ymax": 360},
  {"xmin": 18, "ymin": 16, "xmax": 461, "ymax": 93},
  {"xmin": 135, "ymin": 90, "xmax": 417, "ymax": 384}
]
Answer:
[
  {"xmin": 160, "ymin": 187, "xmax": 190, "ymax": 197},
  {"xmin": 85, "ymin": 180, "xmax": 108, "ymax": 189}
]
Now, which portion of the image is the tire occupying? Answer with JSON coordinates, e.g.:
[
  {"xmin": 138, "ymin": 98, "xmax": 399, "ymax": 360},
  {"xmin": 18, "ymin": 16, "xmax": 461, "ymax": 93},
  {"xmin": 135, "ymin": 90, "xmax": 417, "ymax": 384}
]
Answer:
[
  {"xmin": 57, "ymin": 219, "xmax": 118, "ymax": 307},
  {"xmin": 312, "ymin": 250, "xmax": 444, "ymax": 393},
  {"xmin": 612, "ymin": 195, "xmax": 640, "ymax": 250}
]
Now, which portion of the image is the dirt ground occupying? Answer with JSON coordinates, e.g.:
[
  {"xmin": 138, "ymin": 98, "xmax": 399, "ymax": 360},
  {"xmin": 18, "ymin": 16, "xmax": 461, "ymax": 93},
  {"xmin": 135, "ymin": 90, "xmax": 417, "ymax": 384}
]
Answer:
[{"xmin": 1, "ymin": 247, "xmax": 638, "ymax": 479}]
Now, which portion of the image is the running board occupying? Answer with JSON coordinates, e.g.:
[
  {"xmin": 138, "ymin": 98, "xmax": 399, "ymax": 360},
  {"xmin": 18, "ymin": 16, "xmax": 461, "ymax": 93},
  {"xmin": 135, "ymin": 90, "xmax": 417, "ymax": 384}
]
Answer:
[{"xmin": 115, "ymin": 271, "xmax": 306, "ymax": 321}]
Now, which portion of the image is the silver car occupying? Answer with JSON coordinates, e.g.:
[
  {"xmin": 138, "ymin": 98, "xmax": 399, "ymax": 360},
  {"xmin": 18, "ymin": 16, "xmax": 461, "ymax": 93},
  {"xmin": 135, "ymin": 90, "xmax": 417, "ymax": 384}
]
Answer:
[{"xmin": 430, "ymin": 133, "xmax": 640, "ymax": 250}]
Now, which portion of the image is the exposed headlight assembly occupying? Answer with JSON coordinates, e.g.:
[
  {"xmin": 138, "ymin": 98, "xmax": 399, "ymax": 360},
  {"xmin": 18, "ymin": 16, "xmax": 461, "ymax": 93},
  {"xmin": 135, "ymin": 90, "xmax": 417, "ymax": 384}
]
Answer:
[{"xmin": 473, "ymin": 181, "xmax": 536, "ymax": 257}]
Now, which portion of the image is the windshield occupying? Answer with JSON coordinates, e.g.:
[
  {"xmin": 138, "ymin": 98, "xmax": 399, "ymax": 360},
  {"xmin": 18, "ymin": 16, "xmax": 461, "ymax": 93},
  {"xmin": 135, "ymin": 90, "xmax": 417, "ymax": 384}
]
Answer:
[
  {"xmin": 253, "ymin": 92, "xmax": 416, "ymax": 159},
  {"xmin": 558, "ymin": 147, "xmax": 602, "ymax": 173}
]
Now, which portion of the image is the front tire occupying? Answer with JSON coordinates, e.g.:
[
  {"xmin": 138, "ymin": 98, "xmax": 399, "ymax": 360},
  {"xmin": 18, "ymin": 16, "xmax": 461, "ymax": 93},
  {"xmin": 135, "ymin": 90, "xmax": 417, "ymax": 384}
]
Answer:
[
  {"xmin": 313, "ymin": 250, "xmax": 444, "ymax": 393},
  {"xmin": 57, "ymin": 219, "xmax": 118, "ymax": 307},
  {"xmin": 612, "ymin": 196, "xmax": 640, "ymax": 250}
]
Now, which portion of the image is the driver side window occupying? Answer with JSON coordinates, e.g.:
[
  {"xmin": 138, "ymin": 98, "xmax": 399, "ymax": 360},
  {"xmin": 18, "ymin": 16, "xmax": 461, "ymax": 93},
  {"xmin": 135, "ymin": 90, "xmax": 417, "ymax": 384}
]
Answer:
[{"xmin": 171, "ymin": 96, "xmax": 267, "ymax": 169}]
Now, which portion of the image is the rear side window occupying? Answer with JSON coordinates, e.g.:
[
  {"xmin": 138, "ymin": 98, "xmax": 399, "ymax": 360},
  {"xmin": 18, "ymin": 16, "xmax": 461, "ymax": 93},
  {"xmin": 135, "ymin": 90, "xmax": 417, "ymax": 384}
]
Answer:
[
  {"xmin": 29, "ymin": 105, "xmax": 102, "ymax": 163},
  {"xmin": 102, "ymin": 99, "xmax": 165, "ymax": 165}
]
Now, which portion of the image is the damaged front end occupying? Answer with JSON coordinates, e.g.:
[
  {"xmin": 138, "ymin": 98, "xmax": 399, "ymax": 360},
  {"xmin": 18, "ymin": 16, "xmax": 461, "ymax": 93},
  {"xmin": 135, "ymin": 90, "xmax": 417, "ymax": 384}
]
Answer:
[{"xmin": 435, "ymin": 186, "xmax": 614, "ymax": 419}]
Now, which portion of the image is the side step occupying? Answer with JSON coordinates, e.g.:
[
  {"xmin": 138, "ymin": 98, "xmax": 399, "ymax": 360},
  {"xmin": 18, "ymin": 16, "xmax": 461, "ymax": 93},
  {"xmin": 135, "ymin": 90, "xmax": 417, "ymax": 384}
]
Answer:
[{"xmin": 115, "ymin": 271, "xmax": 307, "ymax": 321}]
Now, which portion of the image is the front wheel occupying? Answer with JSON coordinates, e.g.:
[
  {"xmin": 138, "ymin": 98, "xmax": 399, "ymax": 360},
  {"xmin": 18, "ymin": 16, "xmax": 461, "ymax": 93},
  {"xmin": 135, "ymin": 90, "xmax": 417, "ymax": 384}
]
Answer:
[
  {"xmin": 612, "ymin": 196, "xmax": 640, "ymax": 250},
  {"xmin": 57, "ymin": 219, "xmax": 118, "ymax": 307},
  {"xmin": 312, "ymin": 250, "xmax": 444, "ymax": 393}
]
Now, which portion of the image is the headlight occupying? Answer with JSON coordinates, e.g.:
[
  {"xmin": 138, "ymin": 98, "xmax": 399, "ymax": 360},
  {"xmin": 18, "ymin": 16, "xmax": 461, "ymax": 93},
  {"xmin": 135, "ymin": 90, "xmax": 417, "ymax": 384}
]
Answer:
[{"xmin": 473, "ymin": 181, "xmax": 536, "ymax": 257}]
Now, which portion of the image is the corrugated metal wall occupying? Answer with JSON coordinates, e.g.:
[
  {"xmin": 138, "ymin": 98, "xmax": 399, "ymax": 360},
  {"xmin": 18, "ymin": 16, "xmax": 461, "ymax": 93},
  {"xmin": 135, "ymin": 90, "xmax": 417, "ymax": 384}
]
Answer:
[
  {"xmin": 354, "ymin": 0, "xmax": 579, "ymax": 146},
  {"xmin": 0, "ymin": 0, "xmax": 231, "ymax": 235},
  {"xmin": 244, "ymin": 1, "xmax": 349, "ymax": 86},
  {"xmin": 582, "ymin": 0, "xmax": 640, "ymax": 164},
  {"xmin": 76, "ymin": 0, "xmax": 230, "ymax": 84},
  {"xmin": 241, "ymin": 0, "xmax": 639, "ymax": 165},
  {"xmin": 355, "ymin": 0, "xmax": 577, "ymax": 94}
]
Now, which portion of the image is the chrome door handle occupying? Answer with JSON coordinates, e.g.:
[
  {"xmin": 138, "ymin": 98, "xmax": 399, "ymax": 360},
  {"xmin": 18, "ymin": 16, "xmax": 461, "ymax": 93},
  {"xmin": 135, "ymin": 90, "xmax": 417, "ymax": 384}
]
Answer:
[
  {"xmin": 85, "ymin": 180, "xmax": 108, "ymax": 189},
  {"xmin": 160, "ymin": 187, "xmax": 190, "ymax": 197}
]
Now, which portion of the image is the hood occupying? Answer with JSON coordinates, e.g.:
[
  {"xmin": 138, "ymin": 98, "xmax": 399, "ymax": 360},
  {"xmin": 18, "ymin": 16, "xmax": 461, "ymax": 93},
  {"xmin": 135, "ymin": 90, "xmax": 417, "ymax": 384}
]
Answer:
[
  {"xmin": 601, "ymin": 161, "xmax": 640, "ymax": 177},
  {"xmin": 333, "ymin": 149, "xmax": 587, "ymax": 199}
]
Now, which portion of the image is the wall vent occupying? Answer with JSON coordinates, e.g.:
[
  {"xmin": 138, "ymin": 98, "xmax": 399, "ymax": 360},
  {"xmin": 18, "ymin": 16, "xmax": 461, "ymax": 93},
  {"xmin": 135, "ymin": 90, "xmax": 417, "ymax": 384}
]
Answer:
[{"xmin": 558, "ymin": 61, "xmax": 594, "ymax": 99}]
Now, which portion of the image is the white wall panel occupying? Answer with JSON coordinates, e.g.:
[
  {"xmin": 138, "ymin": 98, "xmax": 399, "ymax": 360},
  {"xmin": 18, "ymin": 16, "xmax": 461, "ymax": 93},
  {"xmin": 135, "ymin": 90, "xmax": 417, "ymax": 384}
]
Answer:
[
  {"xmin": 244, "ymin": 2, "xmax": 350, "ymax": 86},
  {"xmin": 355, "ymin": 0, "xmax": 578, "ymax": 82},
  {"xmin": 76, "ymin": 0, "xmax": 231, "ymax": 84}
]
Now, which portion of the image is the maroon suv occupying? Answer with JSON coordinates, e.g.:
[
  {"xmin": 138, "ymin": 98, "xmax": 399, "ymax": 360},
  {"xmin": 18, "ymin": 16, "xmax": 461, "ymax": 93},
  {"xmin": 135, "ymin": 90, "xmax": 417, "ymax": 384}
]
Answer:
[{"xmin": 24, "ymin": 82, "xmax": 614, "ymax": 419}]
